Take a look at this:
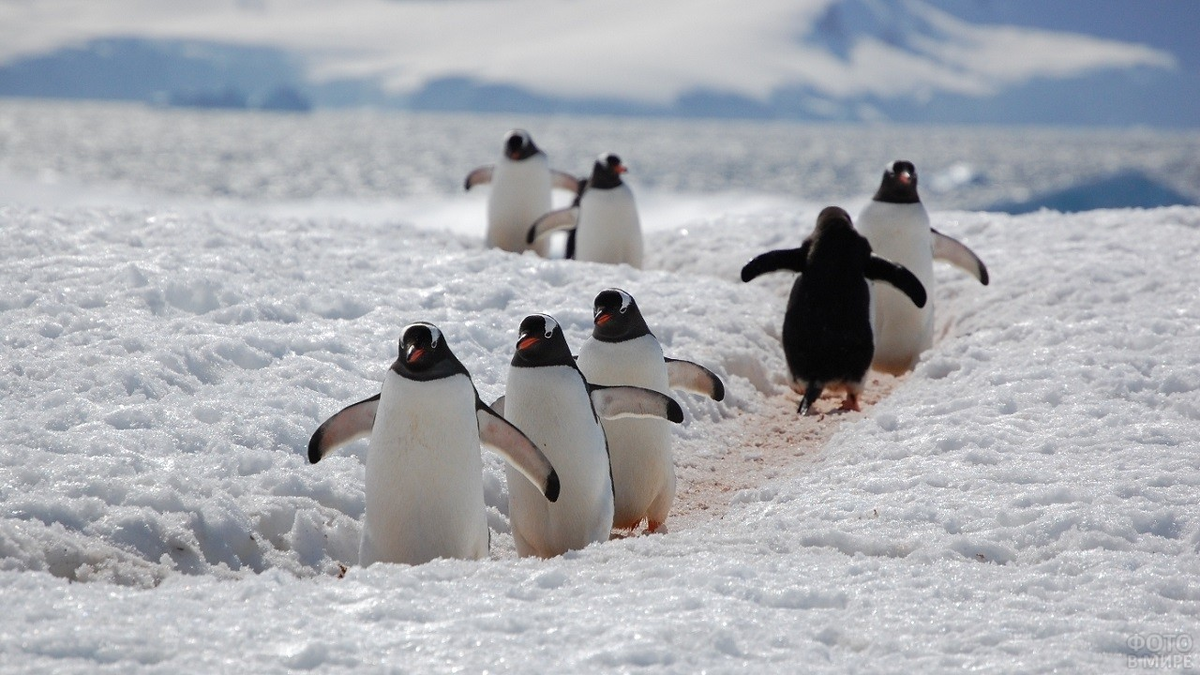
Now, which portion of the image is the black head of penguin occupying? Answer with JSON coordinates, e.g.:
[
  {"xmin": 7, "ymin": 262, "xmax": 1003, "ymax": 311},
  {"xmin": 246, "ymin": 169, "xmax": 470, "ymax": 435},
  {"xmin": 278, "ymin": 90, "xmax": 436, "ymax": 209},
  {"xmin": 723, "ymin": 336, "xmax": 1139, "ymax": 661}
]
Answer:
[
  {"xmin": 503, "ymin": 129, "xmax": 540, "ymax": 161},
  {"xmin": 591, "ymin": 288, "xmax": 653, "ymax": 343},
  {"xmin": 872, "ymin": 160, "xmax": 920, "ymax": 204},
  {"xmin": 806, "ymin": 207, "xmax": 873, "ymax": 277},
  {"xmin": 512, "ymin": 314, "xmax": 576, "ymax": 368},
  {"xmin": 391, "ymin": 322, "xmax": 470, "ymax": 382},
  {"xmin": 589, "ymin": 153, "xmax": 627, "ymax": 190}
]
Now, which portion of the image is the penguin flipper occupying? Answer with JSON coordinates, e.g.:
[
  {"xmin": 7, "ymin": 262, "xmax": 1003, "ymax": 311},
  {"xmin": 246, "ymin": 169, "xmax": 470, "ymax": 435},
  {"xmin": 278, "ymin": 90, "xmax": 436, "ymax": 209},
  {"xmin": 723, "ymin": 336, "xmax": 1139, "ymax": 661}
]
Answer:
[
  {"xmin": 865, "ymin": 255, "xmax": 928, "ymax": 308},
  {"xmin": 307, "ymin": 394, "xmax": 380, "ymax": 464},
  {"xmin": 527, "ymin": 206, "xmax": 579, "ymax": 244},
  {"xmin": 589, "ymin": 385, "xmax": 684, "ymax": 424},
  {"xmin": 464, "ymin": 165, "xmax": 494, "ymax": 191},
  {"xmin": 665, "ymin": 358, "xmax": 726, "ymax": 401},
  {"xmin": 476, "ymin": 400, "xmax": 559, "ymax": 502},
  {"xmin": 932, "ymin": 229, "xmax": 989, "ymax": 285},
  {"xmin": 551, "ymin": 170, "xmax": 582, "ymax": 193},
  {"xmin": 740, "ymin": 244, "xmax": 808, "ymax": 282}
]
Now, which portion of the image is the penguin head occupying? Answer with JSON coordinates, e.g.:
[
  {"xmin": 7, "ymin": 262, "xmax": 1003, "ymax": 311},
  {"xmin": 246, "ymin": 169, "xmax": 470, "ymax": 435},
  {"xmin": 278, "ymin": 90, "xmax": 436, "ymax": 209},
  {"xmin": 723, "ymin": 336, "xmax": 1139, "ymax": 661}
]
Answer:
[
  {"xmin": 591, "ymin": 288, "xmax": 653, "ymax": 343},
  {"xmin": 809, "ymin": 206, "xmax": 871, "ymax": 268},
  {"xmin": 512, "ymin": 314, "xmax": 575, "ymax": 368},
  {"xmin": 873, "ymin": 160, "xmax": 920, "ymax": 204},
  {"xmin": 589, "ymin": 152, "xmax": 627, "ymax": 189},
  {"xmin": 813, "ymin": 206, "xmax": 857, "ymax": 237},
  {"xmin": 392, "ymin": 322, "xmax": 468, "ymax": 380},
  {"xmin": 503, "ymin": 129, "xmax": 539, "ymax": 161}
]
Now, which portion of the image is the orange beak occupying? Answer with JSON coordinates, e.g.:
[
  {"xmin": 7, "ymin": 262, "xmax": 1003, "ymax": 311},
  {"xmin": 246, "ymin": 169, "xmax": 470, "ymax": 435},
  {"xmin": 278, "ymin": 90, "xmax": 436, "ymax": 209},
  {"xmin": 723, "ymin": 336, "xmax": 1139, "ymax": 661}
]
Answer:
[
  {"xmin": 897, "ymin": 172, "xmax": 911, "ymax": 185},
  {"xmin": 517, "ymin": 335, "xmax": 540, "ymax": 351},
  {"xmin": 595, "ymin": 312, "xmax": 613, "ymax": 326},
  {"xmin": 406, "ymin": 347, "xmax": 425, "ymax": 364},
  {"xmin": 616, "ymin": 165, "xmax": 628, "ymax": 174}
]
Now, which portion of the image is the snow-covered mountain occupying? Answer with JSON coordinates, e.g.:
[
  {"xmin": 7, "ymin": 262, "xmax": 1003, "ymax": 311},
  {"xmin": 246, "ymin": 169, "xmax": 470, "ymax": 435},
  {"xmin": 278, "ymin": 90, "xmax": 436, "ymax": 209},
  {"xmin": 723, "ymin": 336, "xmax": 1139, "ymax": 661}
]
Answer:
[{"xmin": 0, "ymin": 0, "xmax": 1193, "ymax": 125}]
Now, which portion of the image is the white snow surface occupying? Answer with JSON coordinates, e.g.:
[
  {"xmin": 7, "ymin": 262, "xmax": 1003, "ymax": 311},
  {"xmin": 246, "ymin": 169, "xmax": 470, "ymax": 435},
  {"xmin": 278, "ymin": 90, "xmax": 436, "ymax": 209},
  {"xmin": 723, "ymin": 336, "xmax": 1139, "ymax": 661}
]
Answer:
[{"xmin": 2, "ymin": 102, "xmax": 1200, "ymax": 672}]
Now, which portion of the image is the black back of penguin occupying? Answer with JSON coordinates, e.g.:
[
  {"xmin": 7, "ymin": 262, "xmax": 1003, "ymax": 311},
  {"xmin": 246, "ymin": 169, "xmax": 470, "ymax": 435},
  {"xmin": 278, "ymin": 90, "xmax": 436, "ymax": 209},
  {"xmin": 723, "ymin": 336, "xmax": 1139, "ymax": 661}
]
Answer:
[{"xmin": 782, "ymin": 207, "xmax": 876, "ymax": 385}]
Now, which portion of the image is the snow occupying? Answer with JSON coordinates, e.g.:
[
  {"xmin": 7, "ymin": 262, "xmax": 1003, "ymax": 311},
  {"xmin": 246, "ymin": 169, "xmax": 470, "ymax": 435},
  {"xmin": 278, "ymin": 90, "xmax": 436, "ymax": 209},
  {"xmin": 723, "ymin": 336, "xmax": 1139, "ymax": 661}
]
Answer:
[{"xmin": 2, "ymin": 100, "xmax": 1200, "ymax": 672}]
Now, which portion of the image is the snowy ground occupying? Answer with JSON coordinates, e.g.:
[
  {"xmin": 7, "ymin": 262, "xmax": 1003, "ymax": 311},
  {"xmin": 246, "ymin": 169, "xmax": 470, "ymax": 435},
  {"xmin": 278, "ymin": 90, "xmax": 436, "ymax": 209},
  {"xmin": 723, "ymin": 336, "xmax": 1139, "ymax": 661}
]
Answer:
[{"xmin": 1, "ymin": 101, "xmax": 1199, "ymax": 672}]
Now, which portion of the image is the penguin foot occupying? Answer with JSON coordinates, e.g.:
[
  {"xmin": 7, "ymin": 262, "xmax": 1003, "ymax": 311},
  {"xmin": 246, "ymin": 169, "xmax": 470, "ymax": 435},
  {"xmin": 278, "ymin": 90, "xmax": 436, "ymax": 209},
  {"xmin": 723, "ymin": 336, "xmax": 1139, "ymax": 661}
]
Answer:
[
  {"xmin": 839, "ymin": 395, "xmax": 861, "ymax": 412},
  {"xmin": 646, "ymin": 520, "xmax": 667, "ymax": 535}
]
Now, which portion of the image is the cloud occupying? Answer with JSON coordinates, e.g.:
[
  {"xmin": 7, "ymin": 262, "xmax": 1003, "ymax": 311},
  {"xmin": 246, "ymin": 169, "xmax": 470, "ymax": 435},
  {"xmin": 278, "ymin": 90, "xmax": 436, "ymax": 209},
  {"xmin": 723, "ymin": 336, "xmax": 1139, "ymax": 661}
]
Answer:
[{"xmin": 0, "ymin": 0, "xmax": 1177, "ymax": 106}]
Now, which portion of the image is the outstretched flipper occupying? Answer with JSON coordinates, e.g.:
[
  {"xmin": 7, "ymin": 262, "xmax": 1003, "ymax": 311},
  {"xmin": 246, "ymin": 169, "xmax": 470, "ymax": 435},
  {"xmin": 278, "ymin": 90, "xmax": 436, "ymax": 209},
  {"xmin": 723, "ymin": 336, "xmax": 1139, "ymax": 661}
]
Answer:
[
  {"xmin": 665, "ymin": 358, "xmax": 725, "ymax": 401},
  {"xmin": 740, "ymin": 244, "xmax": 809, "ymax": 282},
  {"xmin": 476, "ymin": 398, "xmax": 559, "ymax": 502},
  {"xmin": 552, "ymin": 170, "xmax": 582, "ymax": 193},
  {"xmin": 307, "ymin": 394, "xmax": 380, "ymax": 464},
  {"xmin": 932, "ymin": 229, "xmax": 989, "ymax": 285},
  {"xmin": 463, "ymin": 165, "xmax": 494, "ymax": 191},
  {"xmin": 526, "ymin": 206, "xmax": 579, "ymax": 244},
  {"xmin": 590, "ymin": 385, "xmax": 684, "ymax": 424},
  {"xmin": 865, "ymin": 255, "xmax": 927, "ymax": 308}
]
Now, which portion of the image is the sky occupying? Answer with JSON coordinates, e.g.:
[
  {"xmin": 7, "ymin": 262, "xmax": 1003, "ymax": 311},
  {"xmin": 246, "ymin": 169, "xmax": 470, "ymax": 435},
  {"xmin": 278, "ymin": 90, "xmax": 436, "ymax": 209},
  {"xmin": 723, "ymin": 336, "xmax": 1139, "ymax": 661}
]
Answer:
[{"xmin": 0, "ymin": 0, "xmax": 1195, "ymax": 125}]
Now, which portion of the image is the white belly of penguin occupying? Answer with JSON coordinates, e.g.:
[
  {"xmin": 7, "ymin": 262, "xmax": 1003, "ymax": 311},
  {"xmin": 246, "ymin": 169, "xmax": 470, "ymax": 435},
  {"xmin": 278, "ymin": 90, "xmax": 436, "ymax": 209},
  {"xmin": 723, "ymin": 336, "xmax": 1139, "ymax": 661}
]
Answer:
[
  {"xmin": 577, "ymin": 336, "xmax": 674, "ymax": 530},
  {"xmin": 574, "ymin": 186, "xmax": 643, "ymax": 268},
  {"xmin": 857, "ymin": 200, "xmax": 936, "ymax": 374},
  {"xmin": 360, "ymin": 373, "xmax": 488, "ymax": 566},
  {"xmin": 488, "ymin": 156, "xmax": 554, "ymax": 254},
  {"xmin": 504, "ymin": 366, "xmax": 614, "ymax": 557}
]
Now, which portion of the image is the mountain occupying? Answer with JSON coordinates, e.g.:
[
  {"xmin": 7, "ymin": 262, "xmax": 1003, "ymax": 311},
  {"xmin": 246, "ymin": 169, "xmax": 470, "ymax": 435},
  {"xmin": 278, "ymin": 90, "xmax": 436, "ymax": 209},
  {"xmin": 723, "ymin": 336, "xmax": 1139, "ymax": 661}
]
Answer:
[{"xmin": 0, "ymin": 0, "xmax": 1193, "ymax": 126}]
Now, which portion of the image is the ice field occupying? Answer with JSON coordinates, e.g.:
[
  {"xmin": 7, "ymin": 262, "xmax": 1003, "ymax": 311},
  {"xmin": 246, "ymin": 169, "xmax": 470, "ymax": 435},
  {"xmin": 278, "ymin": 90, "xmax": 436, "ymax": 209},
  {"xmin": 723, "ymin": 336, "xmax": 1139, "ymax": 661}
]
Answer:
[{"xmin": 1, "ymin": 101, "xmax": 1198, "ymax": 672}]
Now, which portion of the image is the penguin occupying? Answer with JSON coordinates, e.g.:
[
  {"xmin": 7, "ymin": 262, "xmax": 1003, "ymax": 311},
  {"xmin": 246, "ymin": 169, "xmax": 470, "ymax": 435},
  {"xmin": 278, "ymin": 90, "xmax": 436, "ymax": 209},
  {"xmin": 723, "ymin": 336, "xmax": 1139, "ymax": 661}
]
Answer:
[
  {"xmin": 308, "ymin": 322, "xmax": 560, "ymax": 566},
  {"xmin": 499, "ymin": 313, "xmax": 684, "ymax": 558},
  {"xmin": 576, "ymin": 289, "xmax": 725, "ymax": 533},
  {"xmin": 464, "ymin": 129, "xmax": 580, "ymax": 256},
  {"xmin": 855, "ymin": 160, "xmax": 989, "ymax": 374},
  {"xmin": 741, "ymin": 207, "xmax": 927, "ymax": 415},
  {"xmin": 526, "ymin": 153, "xmax": 644, "ymax": 268}
]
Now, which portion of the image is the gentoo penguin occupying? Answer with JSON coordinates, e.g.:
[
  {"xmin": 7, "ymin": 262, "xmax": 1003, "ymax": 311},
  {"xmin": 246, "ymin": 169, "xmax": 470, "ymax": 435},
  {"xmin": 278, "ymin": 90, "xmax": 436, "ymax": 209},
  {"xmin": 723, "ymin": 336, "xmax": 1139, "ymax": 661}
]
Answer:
[
  {"xmin": 856, "ymin": 160, "xmax": 989, "ymax": 374},
  {"xmin": 741, "ymin": 207, "xmax": 927, "ymax": 415},
  {"xmin": 576, "ymin": 289, "xmax": 725, "ymax": 533},
  {"xmin": 526, "ymin": 153, "xmax": 644, "ymax": 268},
  {"xmin": 464, "ymin": 129, "xmax": 580, "ymax": 256},
  {"xmin": 500, "ymin": 314, "xmax": 684, "ymax": 558},
  {"xmin": 308, "ymin": 322, "xmax": 560, "ymax": 566}
]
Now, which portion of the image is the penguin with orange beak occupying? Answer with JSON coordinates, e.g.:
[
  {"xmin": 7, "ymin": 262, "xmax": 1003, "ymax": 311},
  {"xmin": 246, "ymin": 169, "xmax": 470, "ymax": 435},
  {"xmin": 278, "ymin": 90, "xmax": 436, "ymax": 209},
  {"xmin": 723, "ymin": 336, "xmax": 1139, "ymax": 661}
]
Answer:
[
  {"xmin": 577, "ymin": 289, "xmax": 724, "ymax": 533},
  {"xmin": 527, "ymin": 152, "xmax": 644, "ymax": 268},
  {"xmin": 308, "ymin": 322, "xmax": 560, "ymax": 566},
  {"xmin": 499, "ymin": 314, "xmax": 684, "ymax": 557}
]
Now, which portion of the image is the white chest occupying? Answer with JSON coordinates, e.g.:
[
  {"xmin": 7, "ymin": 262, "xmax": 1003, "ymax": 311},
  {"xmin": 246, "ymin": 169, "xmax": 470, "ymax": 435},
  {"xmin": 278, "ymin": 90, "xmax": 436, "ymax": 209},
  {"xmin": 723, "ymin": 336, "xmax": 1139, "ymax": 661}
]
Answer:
[
  {"xmin": 361, "ymin": 373, "xmax": 487, "ymax": 565},
  {"xmin": 575, "ymin": 185, "xmax": 642, "ymax": 266}
]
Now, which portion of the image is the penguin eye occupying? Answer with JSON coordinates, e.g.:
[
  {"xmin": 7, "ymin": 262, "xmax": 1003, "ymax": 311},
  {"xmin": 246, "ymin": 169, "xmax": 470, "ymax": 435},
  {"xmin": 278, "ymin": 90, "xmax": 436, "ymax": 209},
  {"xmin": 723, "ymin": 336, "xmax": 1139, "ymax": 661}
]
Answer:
[
  {"xmin": 619, "ymin": 306, "xmax": 628, "ymax": 314},
  {"xmin": 544, "ymin": 328, "xmax": 554, "ymax": 339}
]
